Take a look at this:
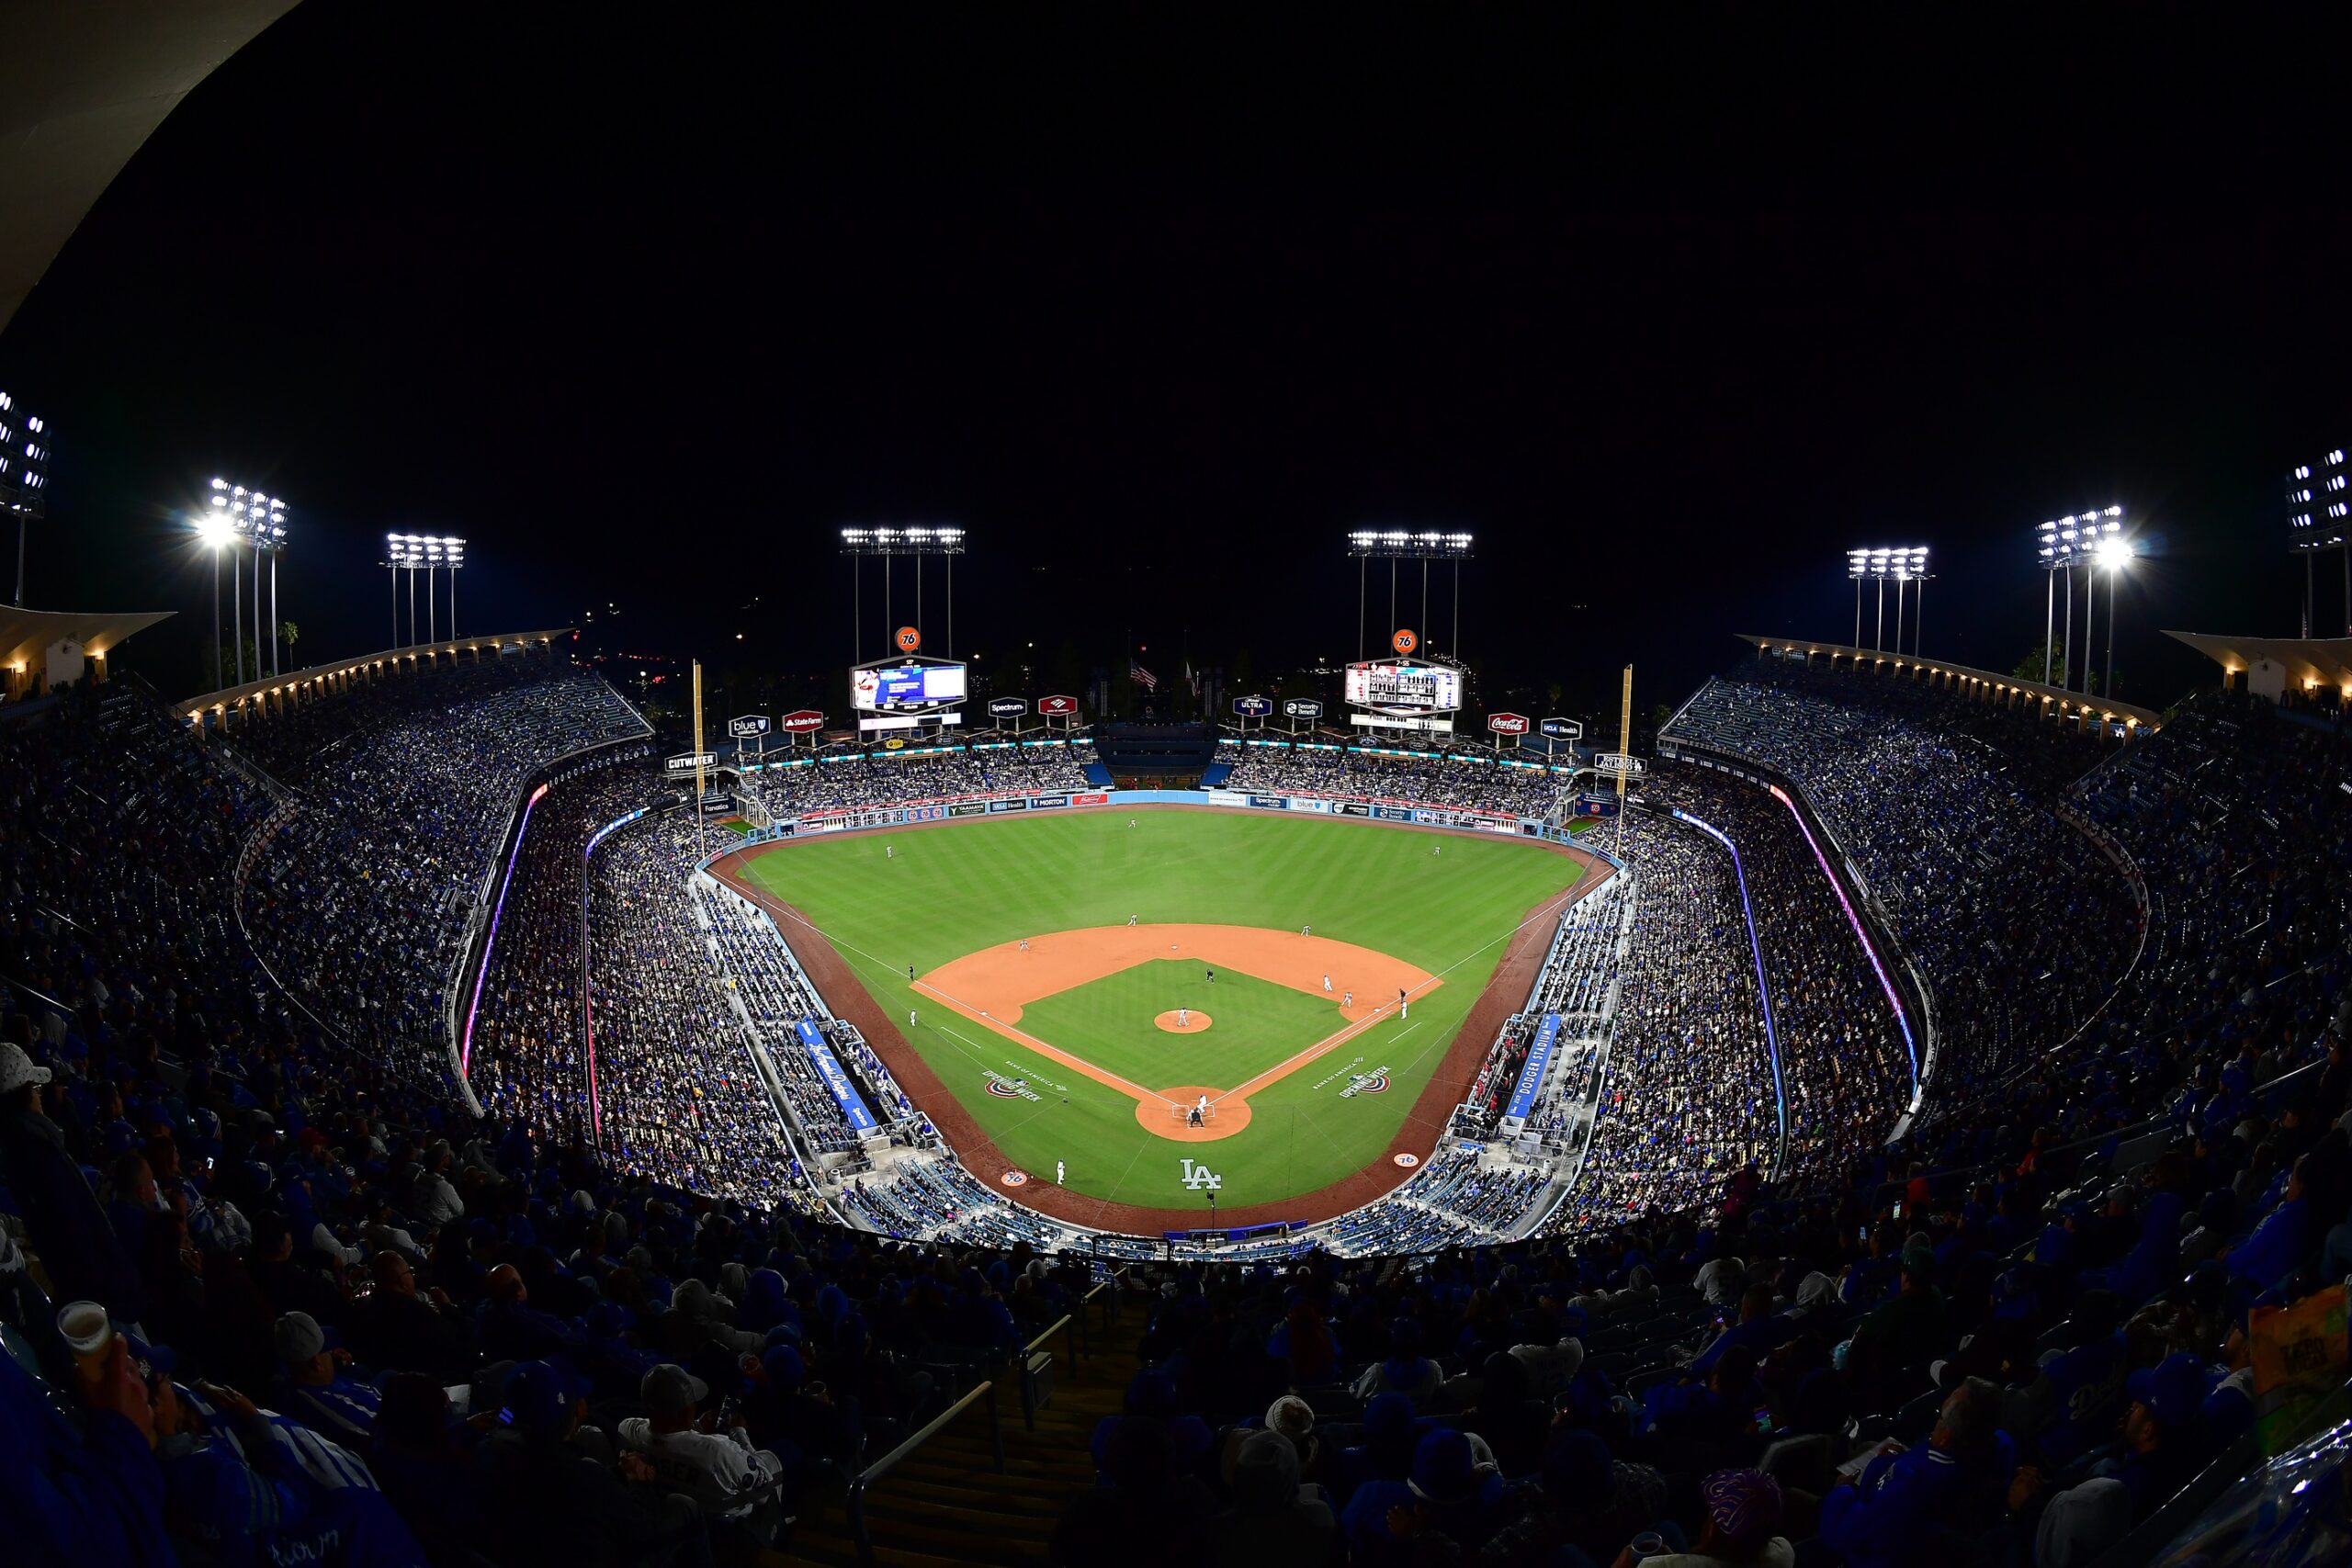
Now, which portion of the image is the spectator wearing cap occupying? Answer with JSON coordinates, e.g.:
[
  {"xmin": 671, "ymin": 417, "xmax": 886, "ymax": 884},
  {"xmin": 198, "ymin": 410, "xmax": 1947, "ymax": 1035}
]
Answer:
[
  {"xmin": 273, "ymin": 1310, "xmax": 383, "ymax": 1447},
  {"xmin": 1842, "ymin": 1244, "xmax": 1952, "ymax": 1402},
  {"xmin": 0, "ymin": 1040, "xmax": 146, "ymax": 1324},
  {"xmin": 2091, "ymin": 1352, "xmax": 2210, "ymax": 1520},
  {"xmin": 481, "ymin": 1360, "xmax": 706, "ymax": 1568},
  {"xmin": 1634, "ymin": 1468, "xmax": 1792, "ymax": 1568},
  {"xmin": 1818, "ymin": 1378, "xmax": 2018, "ymax": 1568},
  {"xmin": 481, "ymin": 1261, "xmax": 578, "ymax": 1363},
  {"xmin": 1342, "ymin": 1427, "xmax": 1505, "ymax": 1564},
  {"xmin": 616, "ymin": 1362, "xmax": 786, "ymax": 1524},
  {"xmin": 1219, "ymin": 1393, "xmax": 1320, "ymax": 1491},
  {"xmin": 1208, "ymin": 1428, "xmax": 1339, "ymax": 1568}
]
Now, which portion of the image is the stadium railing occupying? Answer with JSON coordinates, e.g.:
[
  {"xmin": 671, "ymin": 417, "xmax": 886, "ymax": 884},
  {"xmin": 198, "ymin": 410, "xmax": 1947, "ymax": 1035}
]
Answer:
[{"xmin": 845, "ymin": 1380, "xmax": 1004, "ymax": 1568}]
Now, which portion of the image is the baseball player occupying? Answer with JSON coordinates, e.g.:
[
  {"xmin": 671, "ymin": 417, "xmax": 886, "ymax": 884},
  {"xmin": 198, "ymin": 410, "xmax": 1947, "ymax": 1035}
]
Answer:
[{"xmin": 1323, "ymin": 974, "xmax": 1333, "ymax": 993}]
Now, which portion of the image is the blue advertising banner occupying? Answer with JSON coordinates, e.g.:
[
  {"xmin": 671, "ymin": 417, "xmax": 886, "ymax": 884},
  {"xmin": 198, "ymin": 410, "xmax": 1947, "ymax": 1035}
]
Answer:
[
  {"xmin": 1504, "ymin": 1013, "xmax": 1563, "ymax": 1122},
  {"xmin": 797, "ymin": 1020, "xmax": 878, "ymax": 1133}
]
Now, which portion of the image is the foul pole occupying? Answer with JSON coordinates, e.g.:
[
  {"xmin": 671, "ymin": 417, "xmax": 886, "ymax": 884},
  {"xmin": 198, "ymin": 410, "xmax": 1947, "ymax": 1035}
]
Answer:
[
  {"xmin": 693, "ymin": 660, "xmax": 708, "ymax": 863},
  {"xmin": 1613, "ymin": 664, "xmax": 1633, "ymax": 856}
]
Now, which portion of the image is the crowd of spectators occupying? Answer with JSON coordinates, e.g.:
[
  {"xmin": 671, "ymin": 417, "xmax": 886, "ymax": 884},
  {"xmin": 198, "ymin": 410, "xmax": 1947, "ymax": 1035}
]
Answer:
[
  {"xmin": 744, "ymin": 741, "xmax": 1093, "ymax": 819},
  {"xmin": 240, "ymin": 669, "xmax": 650, "ymax": 1097},
  {"xmin": 1665, "ymin": 665, "xmax": 2145, "ymax": 1100},
  {"xmin": 1556, "ymin": 807, "xmax": 1784, "ymax": 1230},
  {"xmin": 1216, "ymin": 738, "xmax": 1574, "ymax": 818},
  {"xmin": 9, "ymin": 660, "xmax": 2352, "ymax": 1566}
]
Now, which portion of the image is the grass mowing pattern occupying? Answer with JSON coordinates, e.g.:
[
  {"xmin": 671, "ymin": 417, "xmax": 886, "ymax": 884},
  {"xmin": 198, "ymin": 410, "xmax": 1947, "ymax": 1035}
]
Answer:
[{"xmin": 741, "ymin": 810, "xmax": 1581, "ymax": 1214}]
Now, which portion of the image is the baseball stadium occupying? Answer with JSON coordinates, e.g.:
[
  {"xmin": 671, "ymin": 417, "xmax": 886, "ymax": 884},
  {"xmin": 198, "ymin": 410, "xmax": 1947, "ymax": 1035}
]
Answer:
[{"xmin": 6, "ymin": 13, "xmax": 2352, "ymax": 1568}]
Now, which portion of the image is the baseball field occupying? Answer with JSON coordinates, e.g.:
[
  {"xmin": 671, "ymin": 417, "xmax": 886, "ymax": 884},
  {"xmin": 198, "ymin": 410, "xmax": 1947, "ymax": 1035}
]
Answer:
[{"xmin": 722, "ymin": 807, "xmax": 1591, "ymax": 1230}]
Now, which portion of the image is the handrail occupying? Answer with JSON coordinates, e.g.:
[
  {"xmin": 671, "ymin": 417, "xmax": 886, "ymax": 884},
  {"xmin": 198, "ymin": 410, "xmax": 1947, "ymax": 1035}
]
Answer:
[
  {"xmin": 1015, "ymin": 1313, "xmax": 1078, "ymax": 1429},
  {"xmin": 846, "ymin": 1379, "xmax": 1001, "ymax": 1568}
]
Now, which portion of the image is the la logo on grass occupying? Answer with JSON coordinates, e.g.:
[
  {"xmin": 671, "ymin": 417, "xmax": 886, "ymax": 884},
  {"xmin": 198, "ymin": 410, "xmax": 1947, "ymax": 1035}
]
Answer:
[{"xmin": 1180, "ymin": 1158, "xmax": 1224, "ymax": 1191}]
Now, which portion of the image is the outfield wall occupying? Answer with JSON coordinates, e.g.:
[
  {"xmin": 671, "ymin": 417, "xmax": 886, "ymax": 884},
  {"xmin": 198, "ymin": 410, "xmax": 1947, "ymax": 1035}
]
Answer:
[{"xmin": 709, "ymin": 785, "xmax": 1609, "ymax": 855}]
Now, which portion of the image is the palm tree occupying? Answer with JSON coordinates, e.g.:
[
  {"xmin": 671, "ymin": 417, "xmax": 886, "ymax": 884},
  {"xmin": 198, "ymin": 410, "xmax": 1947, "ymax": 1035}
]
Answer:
[{"xmin": 281, "ymin": 621, "xmax": 300, "ymax": 664}]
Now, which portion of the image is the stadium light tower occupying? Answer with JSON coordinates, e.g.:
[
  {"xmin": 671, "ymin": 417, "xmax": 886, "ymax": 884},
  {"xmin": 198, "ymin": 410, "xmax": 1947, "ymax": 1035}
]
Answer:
[
  {"xmin": 2097, "ymin": 534, "xmax": 2133, "ymax": 702},
  {"xmin": 194, "ymin": 507, "xmax": 234, "ymax": 688},
  {"xmin": 2286, "ymin": 450, "xmax": 2350, "ymax": 637},
  {"xmin": 1894, "ymin": 547, "xmax": 1930, "ymax": 659},
  {"xmin": 1345, "ymin": 529, "xmax": 1475, "ymax": 661},
  {"xmin": 209, "ymin": 479, "xmax": 286, "ymax": 684},
  {"xmin": 1, "ymin": 389, "xmax": 52, "ymax": 607},
  {"xmin": 839, "ymin": 525, "xmax": 967, "ymax": 660},
  {"xmin": 2034, "ymin": 507, "xmax": 2120, "ymax": 690}
]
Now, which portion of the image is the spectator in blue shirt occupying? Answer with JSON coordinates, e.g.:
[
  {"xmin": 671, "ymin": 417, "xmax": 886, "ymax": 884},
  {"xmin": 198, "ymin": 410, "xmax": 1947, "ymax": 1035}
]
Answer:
[
  {"xmin": 272, "ymin": 1310, "xmax": 383, "ymax": 1448},
  {"xmin": 1819, "ymin": 1378, "xmax": 2018, "ymax": 1568}
]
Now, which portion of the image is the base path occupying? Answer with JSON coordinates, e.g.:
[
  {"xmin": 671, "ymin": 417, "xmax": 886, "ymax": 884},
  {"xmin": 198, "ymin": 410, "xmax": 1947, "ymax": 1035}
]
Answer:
[{"xmin": 709, "ymin": 807, "xmax": 1614, "ymax": 1235}]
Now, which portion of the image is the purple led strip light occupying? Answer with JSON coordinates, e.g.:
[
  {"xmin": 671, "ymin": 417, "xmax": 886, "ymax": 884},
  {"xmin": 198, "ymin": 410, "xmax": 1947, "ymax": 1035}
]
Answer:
[{"xmin": 1769, "ymin": 784, "xmax": 1920, "ymax": 1099}]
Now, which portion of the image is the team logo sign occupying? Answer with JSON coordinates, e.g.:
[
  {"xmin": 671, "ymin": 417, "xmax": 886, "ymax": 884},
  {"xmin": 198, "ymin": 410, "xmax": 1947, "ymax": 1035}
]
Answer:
[
  {"xmin": 1000, "ymin": 1168, "xmax": 1029, "ymax": 1187},
  {"xmin": 1179, "ymin": 1158, "xmax": 1224, "ymax": 1190},
  {"xmin": 1340, "ymin": 1068, "xmax": 1390, "ymax": 1098},
  {"xmin": 1392, "ymin": 1152, "xmax": 1420, "ymax": 1168},
  {"xmin": 894, "ymin": 626, "xmax": 922, "ymax": 653},
  {"xmin": 1392, "ymin": 628, "xmax": 1419, "ymax": 655}
]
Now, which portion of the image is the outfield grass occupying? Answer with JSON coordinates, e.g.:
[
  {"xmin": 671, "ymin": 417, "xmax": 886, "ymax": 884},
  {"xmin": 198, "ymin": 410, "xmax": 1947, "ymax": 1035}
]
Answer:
[{"xmin": 741, "ymin": 809, "xmax": 1581, "ymax": 1214}]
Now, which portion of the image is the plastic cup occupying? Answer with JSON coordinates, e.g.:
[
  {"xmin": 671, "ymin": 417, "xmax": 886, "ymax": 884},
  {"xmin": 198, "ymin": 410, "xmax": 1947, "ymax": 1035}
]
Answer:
[
  {"xmin": 1630, "ymin": 1532, "xmax": 1668, "ymax": 1562},
  {"xmin": 57, "ymin": 1300, "xmax": 112, "ymax": 1385}
]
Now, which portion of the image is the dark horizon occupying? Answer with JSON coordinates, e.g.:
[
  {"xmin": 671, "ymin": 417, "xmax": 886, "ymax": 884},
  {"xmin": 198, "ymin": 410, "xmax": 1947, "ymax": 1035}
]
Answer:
[{"xmin": 5, "ymin": 8, "xmax": 2350, "ymax": 729}]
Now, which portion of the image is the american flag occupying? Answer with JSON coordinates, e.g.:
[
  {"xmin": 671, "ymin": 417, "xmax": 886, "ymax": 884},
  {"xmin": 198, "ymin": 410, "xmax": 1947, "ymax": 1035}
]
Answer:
[{"xmin": 1129, "ymin": 660, "xmax": 1159, "ymax": 693}]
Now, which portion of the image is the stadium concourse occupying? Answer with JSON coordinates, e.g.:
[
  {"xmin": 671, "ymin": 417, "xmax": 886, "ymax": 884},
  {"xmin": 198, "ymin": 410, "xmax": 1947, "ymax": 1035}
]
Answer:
[{"xmin": 2, "ymin": 647, "xmax": 2351, "ymax": 1567}]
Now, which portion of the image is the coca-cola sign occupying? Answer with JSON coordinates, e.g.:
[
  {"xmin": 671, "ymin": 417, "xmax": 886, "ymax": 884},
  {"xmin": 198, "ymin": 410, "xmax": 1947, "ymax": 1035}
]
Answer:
[{"xmin": 1486, "ymin": 712, "xmax": 1531, "ymax": 736}]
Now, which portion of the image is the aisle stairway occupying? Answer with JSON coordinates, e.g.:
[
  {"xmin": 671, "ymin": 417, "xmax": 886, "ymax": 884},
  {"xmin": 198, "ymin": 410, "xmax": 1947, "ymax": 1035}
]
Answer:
[{"xmin": 781, "ymin": 1298, "xmax": 1138, "ymax": 1568}]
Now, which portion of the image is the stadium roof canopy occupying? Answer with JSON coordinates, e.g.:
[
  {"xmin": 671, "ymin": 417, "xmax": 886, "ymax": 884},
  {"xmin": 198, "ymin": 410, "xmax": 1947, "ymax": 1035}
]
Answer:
[
  {"xmin": 2164, "ymin": 630, "xmax": 2352, "ymax": 693},
  {"xmin": 0, "ymin": 1, "xmax": 299, "ymax": 334},
  {"xmin": 1734, "ymin": 634, "xmax": 2164, "ymax": 727},
  {"xmin": 2, "ymin": 604, "xmax": 172, "ymax": 674}
]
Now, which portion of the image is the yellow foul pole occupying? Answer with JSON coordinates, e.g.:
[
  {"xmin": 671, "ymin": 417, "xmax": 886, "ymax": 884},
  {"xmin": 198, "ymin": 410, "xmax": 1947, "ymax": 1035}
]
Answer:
[
  {"xmin": 1613, "ymin": 663, "xmax": 1632, "ymax": 855},
  {"xmin": 692, "ymin": 660, "xmax": 707, "ymax": 859}
]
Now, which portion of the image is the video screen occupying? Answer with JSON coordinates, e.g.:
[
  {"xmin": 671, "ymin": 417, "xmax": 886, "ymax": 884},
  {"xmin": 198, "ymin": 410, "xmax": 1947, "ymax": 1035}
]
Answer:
[
  {"xmin": 852, "ymin": 662, "xmax": 967, "ymax": 711},
  {"xmin": 1345, "ymin": 660, "xmax": 1462, "ymax": 712}
]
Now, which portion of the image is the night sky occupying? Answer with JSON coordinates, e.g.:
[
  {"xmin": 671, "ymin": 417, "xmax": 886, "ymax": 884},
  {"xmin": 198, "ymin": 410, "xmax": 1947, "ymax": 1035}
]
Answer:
[{"xmin": 5, "ymin": 8, "xmax": 2350, "ymax": 725}]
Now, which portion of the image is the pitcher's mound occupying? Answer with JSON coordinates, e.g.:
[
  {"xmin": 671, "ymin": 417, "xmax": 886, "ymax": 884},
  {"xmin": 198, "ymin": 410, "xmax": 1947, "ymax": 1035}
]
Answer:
[{"xmin": 1154, "ymin": 1010, "xmax": 1212, "ymax": 1033}]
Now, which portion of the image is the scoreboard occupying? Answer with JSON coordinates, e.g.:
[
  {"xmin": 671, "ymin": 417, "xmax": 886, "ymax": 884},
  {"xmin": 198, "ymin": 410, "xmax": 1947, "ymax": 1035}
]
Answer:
[
  {"xmin": 1344, "ymin": 659, "xmax": 1464, "ymax": 715},
  {"xmin": 852, "ymin": 661, "xmax": 967, "ymax": 711}
]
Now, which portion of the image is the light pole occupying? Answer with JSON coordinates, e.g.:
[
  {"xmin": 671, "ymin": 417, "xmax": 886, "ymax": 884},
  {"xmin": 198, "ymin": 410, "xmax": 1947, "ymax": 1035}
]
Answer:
[
  {"xmin": 2035, "ymin": 508, "xmax": 2120, "ymax": 691},
  {"xmin": 1347, "ymin": 530, "xmax": 1476, "ymax": 660},
  {"xmin": 210, "ymin": 479, "xmax": 286, "ymax": 687},
  {"xmin": 1847, "ymin": 549, "xmax": 1866, "ymax": 647},
  {"xmin": 2285, "ymin": 451, "xmax": 2350, "ymax": 637},
  {"xmin": 2097, "ymin": 535, "xmax": 2133, "ymax": 703},
  {"xmin": 1, "ymin": 390, "xmax": 51, "ymax": 607},
  {"xmin": 840, "ymin": 525, "xmax": 968, "ymax": 660},
  {"xmin": 195, "ymin": 509, "xmax": 232, "ymax": 688}
]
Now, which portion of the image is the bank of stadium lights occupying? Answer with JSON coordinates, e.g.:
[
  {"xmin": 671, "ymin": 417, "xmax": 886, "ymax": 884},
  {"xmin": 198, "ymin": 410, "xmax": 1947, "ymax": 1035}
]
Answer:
[
  {"xmin": 209, "ymin": 479, "xmax": 288, "ymax": 684},
  {"xmin": 1845, "ymin": 547, "xmax": 1928, "ymax": 655},
  {"xmin": 2096, "ymin": 534, "xmax": 2135, "ymax": 701},
  {"xmin": 384, "ymin": 533, "xmax": 466, "ymax": 648},
  {"xmin": 2287, "ymin": 449, "xmax": 2351, "ymax": 637},
  {"xmin": 2, "ymin": 389, "xmax": 52, "ymax": 606},
  {"xmin": 2034, "ymin": 507, "xmax": 2122, "ymax": 693},
  {"xmin": 839, "ymin": 525, "xmax": 967, "ymax": 661},
  {"xmin": 1346, "ymin": 530, "xmax": 1476, "ymax": 663}
]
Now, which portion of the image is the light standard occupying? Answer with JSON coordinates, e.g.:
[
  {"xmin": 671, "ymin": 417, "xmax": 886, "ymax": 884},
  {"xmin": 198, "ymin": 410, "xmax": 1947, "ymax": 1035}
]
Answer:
[
  {"xmin": 209, "ymin": 479, "xmax": 287, "ymax": 682},
  {"xmin": 0, "ymin": 390, "xmax": 52, "ymax": 607},
  {"xmin": 2285, "ymin": 450, "xmax": 2349, "ymax": 637},
  {"xmin": 840, "ymin": 525, "xmax": 969, "ymax": 660},
  {"xmin": 441, "ymin": 536, "xmax": 466, "ymax": 638},
  {"xmin": 1346, "ymin": 529, "xmax": 1476, "ymax": 661},
  {"xmin": 2096, "ymin": 535, "xmax": 2133, "ymax": 703},
  {"xmin": 2034, "ymin": 507, "xmax": 2120, "ymax": 691},
  {"xmin": 194, "ymin": 508, "xmax": 233, "ymax": 687}
]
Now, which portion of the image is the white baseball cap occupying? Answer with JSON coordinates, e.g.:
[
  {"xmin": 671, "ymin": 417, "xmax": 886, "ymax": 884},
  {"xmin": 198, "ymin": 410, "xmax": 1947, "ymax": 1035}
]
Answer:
[{"xmin": 0, "ymin": 1043, "xmax": 52, "ymax": 1096}]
